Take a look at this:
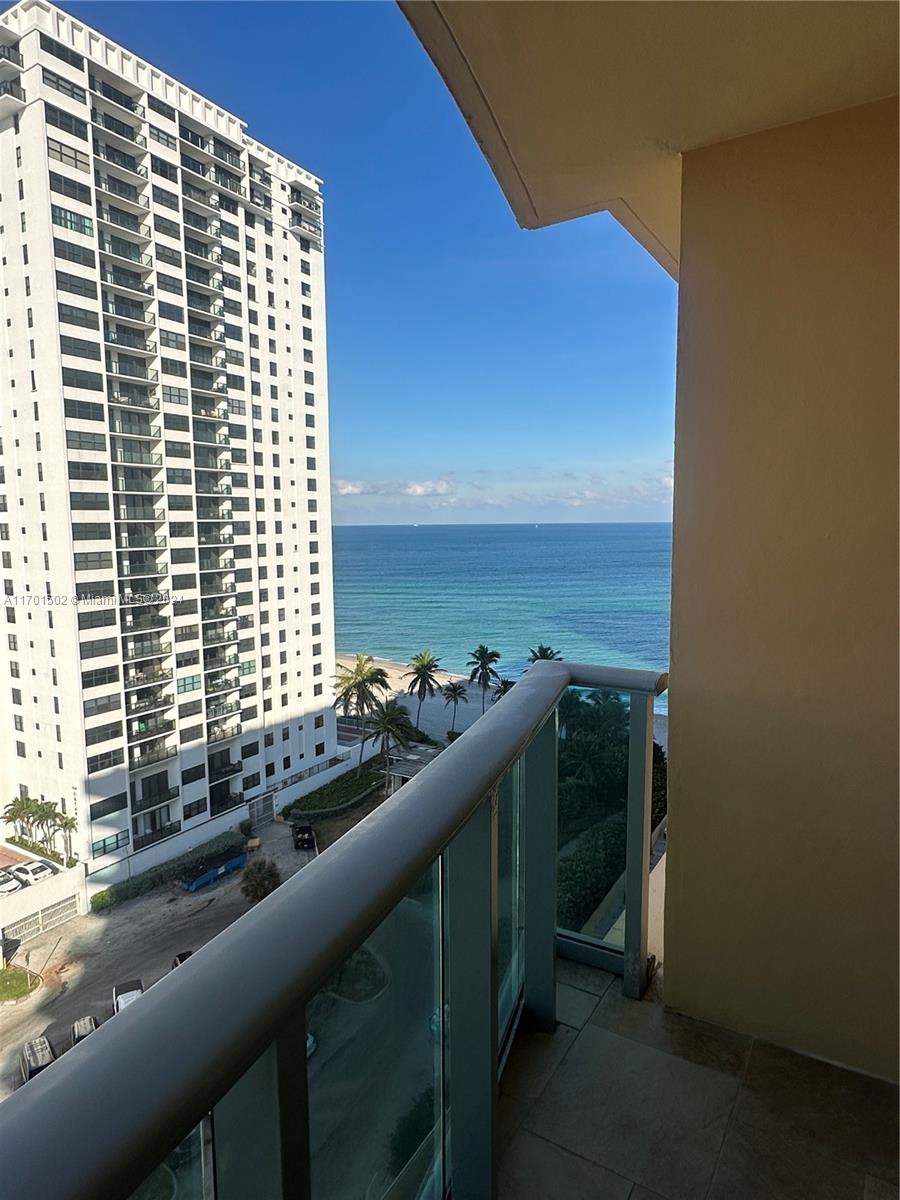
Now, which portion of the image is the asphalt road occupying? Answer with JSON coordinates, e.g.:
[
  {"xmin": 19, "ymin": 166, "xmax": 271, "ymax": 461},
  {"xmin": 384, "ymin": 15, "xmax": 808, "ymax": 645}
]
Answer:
[{"xmin": 0, "ymin": 822, "xmax": 313, "ymax": 1099}]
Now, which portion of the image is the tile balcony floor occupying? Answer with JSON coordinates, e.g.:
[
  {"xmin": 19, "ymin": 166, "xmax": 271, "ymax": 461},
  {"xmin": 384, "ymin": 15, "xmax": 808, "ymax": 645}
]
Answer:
[{"xmin": 499, "ymin": 962, "xmax": 898, "ymax": 1200}]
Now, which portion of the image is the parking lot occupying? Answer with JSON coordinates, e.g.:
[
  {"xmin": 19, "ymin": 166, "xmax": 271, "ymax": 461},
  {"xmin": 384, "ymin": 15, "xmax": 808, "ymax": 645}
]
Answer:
[{"xmin": 0, "ymin": 820, "xmax": 313, "ymax": 1099}]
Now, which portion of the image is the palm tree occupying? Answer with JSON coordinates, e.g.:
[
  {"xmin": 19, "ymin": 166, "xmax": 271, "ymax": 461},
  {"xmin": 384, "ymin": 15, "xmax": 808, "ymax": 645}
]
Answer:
[
  {"xmin": 528, "ymin": 644, "xmax": 562, "ymax": 662},
  {"xmin": 365, "ymin": 699, "xmax": 414, "ymax": 794},
  {"xmin": 404, "ymin": 649, "xmax": 442, "ymax": 728},
  {"xmin": 492, "ymin": 677, "xmax": 516, "ymax": 702},
  {"xmin": 467, "ymin": 644, "xmax": 502, "ymax": 714},
  {"xmin": 4, "ymin": 795, "xmax": 36, "ymax": 841},
  {"xmin": 334, "ymin": 654, "xmax": 390, "ymax": 773},
  {"xmin": 54, "ymin": 813, "xmax": 78, "ymax": 864},
  {"xmin": 32, "ymin": 801, "xmax": 60, "ymax": 850},
  {"xmin": 442, "ymin": 681, "xmax": 468, "ymax": 732}
]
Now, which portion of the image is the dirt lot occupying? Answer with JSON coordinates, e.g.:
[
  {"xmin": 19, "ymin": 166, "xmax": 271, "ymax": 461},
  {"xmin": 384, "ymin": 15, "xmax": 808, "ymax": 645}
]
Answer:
[{"xmin": 314, "ymin": 787, "xmax": 388, "ymax": 852}]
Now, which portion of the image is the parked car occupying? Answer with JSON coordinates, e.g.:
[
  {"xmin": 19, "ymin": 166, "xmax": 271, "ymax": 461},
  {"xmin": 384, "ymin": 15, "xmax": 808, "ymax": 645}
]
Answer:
[
  {"xmin": 0, "ymin": 870, "xmax": 23, "ymax": 896},
  {"xmin": 20, "ymin": 1037, "xmax": 56, "ymax": 1084},
  {"xmin": 112, "ymin": 979, "xmax": 144, "ymax": 1014},
  {"xmin": 11, "ymin": 862, "xmax": 53, "ymax": 887},
  {"xmin": 306, "ymin": 1033, "xmax": 317, "ymax": 1059},
  {"xmin": 292, "ymin": 823, "xmax": 315, "ymax": 851},
  {"xmin": 71, "ymin": 1016, "xmax": 99, "ymax": 1046},
  {"xmin": 171, "ymin": 951, "xmax": 193, "ymax": 969}
]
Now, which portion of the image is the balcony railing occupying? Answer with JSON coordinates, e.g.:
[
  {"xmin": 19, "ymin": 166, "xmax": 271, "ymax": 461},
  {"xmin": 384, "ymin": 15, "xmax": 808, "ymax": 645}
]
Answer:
[
  {"xmin": 200, "ymin": 580, "xmax": 236, "ymax": 597},
  {"xmin": 122, "ymin": 639, "xmax": 170, "ymax": 660},
  {"xmin": 112, "ymin": 478, "xmax": 164, "ymax": 494},
  {"xmin": 116, "ymin": 534, "xmax": 165, "ymax": 551},
  {"xmin": 116, "ymin": 507, "xmax": 164, "ymax": 523},
  {"xmin": 0, "ymin": 43, "xmax": 24, "ymax": 68},
  {"xmin": 94, "ymin": 143, "xmax": 147, "ymax": 178},
  {"xmin": 95, "ymin": 173, "xmax": 149, "ymax": 208},
  {"xmin": 128, "ymin": 718, "xmax": 176, "ymax": 745},
  {"xmin": 207, "ymin": 760, "xmax": 240, "ymax": 782},
  {"xmin": 201, "ymin": 603, "xmax": 236, "ymax": 621},
  {"xmin": 90, "ymin": 75, "xmax": 143, "ymax": 116},
  {"xmin": 97, "ymin": 206, "xmax": 150, "ymax": 237},
  {"xmin": 101, "ymin": 269, "xmax": 153, "ymax": 295},
  {"xmin": 126, "ymin": 691, "xmax": 173, "ymax": 715},
  {"xmin": 131, "ymin": 785, "xmax": 179, "ymax": 814},
  {"xmin": 92, "ymin": 109, "xmax": 146, "ymax": 147},
  {"xmin": 132, "ymin": 820, "xmax": 181, "ymax": 851},
  {"xmin": 103, "ymin": 299, "xmax": 154, "ymax": 325},
  {"xmin": 100, "ymin": 237, "xmax": 152, "ymax": 268},
  {"xmin": 0, "ymin": 661, "xmax": 666, "ymax": 1200},
  {"xmin": 129, "ymin": 744, "xmax": 177, "ymax": 770},
  {"xmin": 105, "ymin": 329, "xmax": 156, "ymax": 354},
  {"xmin": 202, "ymin": 627, "xmax": 237, "ymax": 647},
  {"xmin": 205, "ymin": 673, "xmax": 240, "ymax": 694},
  {"xmin": 124, "ymin": 667, "xmax": 173, "ymax": 690},
  {"xmin": 112, "ymin": 448, "xmax": 162, "ymax": 466},
  {"xmin": 0, "ymin": 80, "xmax": 24, "ymax": 104},
  {"xmin": 207, "ymin": 725, "xmax": 241, "ymax": 744}
]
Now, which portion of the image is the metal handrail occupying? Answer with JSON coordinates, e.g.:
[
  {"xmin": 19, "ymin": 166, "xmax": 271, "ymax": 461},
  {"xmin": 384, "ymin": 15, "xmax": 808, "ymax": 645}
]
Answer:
[{"xmin": 0, "ymin": 661, "xmax": 666, "ymax": 1200}]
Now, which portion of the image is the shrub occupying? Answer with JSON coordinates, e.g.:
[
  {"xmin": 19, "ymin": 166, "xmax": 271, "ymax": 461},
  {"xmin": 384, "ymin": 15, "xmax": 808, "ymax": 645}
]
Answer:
[
  {"xmin": 239, "ymin": 819, "xmax": 253, "ymax": 838},
  {"xmin": 557, "ymin": 814, "xmax": 627, "ymax": 932},
  {"xmin": 280, "ymin": 757, "xmax": 386, "ymax": 817},
  {"xmin": 8, "ymin": 836, "xmax": 67, "ymax": 867},
  {"xmin": 240, "ymin": 857, "xmax": 281, "ymax": 905},
  {"xmin": 405, "ymin": 726, "xmax": 441, "ymax": 747},
  {"xmin": 89, "ymin": 830, "xmax": 245, "ymax": 912}
]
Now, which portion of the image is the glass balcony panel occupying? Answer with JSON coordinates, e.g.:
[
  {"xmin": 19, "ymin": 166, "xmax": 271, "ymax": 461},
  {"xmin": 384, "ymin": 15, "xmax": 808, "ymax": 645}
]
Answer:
[
  {"xmin": 130, "ymin": 1122, "xmax": 208, "ymax": 1200},
  {"xmin": 212, "ymin": 1044, "xmax": 283, "ymax": 1200},
  {"xmin": 556, "ymin": 686, "xmax": 630, "ymax": 949},
  {"xmin": 308, "ymin": 861, "xmax": 443, "ymax": 1199}
]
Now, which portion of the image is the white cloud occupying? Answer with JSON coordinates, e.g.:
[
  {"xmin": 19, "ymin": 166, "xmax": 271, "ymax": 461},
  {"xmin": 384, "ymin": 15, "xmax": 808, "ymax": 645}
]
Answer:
[
  {"xmin": 402, "ymin": 479, "xmax": 452, "ymax": 496},
  {"xmin": 332, "ymin": 477, "xmax": 453, "ymax": 498}
]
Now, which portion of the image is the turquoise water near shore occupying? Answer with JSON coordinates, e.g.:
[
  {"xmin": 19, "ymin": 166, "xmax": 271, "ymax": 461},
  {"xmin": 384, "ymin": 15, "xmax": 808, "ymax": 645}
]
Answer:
[{"xmin": 332, "ymin": 523, "xmax": 671, "ymax": 709}]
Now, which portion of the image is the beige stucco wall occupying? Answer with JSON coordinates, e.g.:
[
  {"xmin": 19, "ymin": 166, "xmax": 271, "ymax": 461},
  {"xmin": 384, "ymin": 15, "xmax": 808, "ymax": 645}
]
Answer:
[{"xmin": 666, "ymin": 98, "xmax": 898, "ymax": 1080}]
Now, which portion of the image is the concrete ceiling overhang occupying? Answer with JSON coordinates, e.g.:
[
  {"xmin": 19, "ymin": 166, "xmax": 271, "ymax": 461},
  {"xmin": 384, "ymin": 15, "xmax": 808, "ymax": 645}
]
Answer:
[{"xmin": 399, "ymin": 1, "xmax": 899, "ymax": 277}]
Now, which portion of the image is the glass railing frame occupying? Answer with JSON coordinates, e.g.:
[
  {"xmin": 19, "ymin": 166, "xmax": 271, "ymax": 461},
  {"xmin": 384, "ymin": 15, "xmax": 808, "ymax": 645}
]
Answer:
[{"xmin": 0, "ymin": 660, "xmax": 666, "ymax": 1200}]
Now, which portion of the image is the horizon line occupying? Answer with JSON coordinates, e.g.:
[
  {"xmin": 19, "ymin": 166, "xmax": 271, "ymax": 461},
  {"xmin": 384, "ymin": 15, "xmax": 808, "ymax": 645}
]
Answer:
[{"xmin": 331, "ymin": 519, "xmax": 673, "ymax": 528}]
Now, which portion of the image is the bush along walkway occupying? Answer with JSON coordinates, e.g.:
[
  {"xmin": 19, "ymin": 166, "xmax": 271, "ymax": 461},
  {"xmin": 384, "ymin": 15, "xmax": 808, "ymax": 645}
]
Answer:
[
  {"xmin": 281, "ymin": 756, "xmax": 387, "ymax": 819},
  {"xmin": 90, "ymin": 831, "xmax": 245, "ymax": 911}
]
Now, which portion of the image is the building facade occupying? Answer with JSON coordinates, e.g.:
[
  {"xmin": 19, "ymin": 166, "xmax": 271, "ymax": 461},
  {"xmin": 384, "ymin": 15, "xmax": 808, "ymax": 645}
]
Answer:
[{"xmin": 0, "ymin": 0, "xmax": 344, "ymax": 885}]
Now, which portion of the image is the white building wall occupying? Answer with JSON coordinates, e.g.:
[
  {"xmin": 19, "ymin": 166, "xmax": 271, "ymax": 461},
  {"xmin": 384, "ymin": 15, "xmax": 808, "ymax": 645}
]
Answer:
[{"xmin": 0, "ymin": 0, "xmax": 344, "ymax": 879}]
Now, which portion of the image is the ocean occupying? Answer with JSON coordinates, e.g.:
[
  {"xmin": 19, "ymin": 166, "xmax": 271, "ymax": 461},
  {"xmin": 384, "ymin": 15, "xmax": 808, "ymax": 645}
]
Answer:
[{"xmin": 332, "ymin": 523, "xmax": 671, "ymax": 709}]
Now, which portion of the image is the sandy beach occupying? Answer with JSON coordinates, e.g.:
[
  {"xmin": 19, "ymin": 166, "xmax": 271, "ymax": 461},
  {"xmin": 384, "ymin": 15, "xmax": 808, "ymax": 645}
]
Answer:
[{"xmin": 335, "ymin": 654, "xmax": 669, "ymax": 751}]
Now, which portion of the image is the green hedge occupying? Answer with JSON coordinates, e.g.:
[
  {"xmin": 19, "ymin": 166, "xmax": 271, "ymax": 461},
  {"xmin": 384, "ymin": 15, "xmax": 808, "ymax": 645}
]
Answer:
[
  {"xmin": 557, "ymin": 814, "xmax": 627, "ymax": 933},
  {"xmin": 90, "ymin": 831, "xmax": 245, "ymax": 912},
  {"xmin": 7, "ymin": 836, "xmax": 71, "ymax": 868},
  {"xmin": 280, "ymin": 757, "xmax": 386, "ymax": 818},
  {"xmin": 406, "ymin": 726, "xmax": 441, "ymax": 748}
]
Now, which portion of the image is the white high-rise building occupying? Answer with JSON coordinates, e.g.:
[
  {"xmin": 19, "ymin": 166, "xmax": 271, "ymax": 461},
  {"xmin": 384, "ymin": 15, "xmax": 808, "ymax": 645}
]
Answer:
[{"xmin": 0, "ymin": 0, "xmax": 344, "ymax": 886}]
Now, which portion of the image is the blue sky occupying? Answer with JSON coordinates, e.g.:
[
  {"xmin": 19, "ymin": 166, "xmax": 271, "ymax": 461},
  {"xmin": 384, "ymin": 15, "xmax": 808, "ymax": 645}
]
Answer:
[{"xmin": 60, "ymin": 1, "xmax": 678, "ymax": 524}]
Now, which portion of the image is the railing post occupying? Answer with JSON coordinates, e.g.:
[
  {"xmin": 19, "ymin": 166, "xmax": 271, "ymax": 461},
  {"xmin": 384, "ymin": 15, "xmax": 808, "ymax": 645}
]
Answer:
[
  {"xmin": 276, "ymin": 1015, "xmax": 312, "ymax": 1200},
  {"xmin": 446, "ymin": 793, "xmax": 498, "ymax": 1200},
  {"xmin": 624, "ymin": 691, "xmax": 653, "ymax": 998},
  {"xmin": 522, "ymin": 713, "xmax": 558, "ymax": 1030}
]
